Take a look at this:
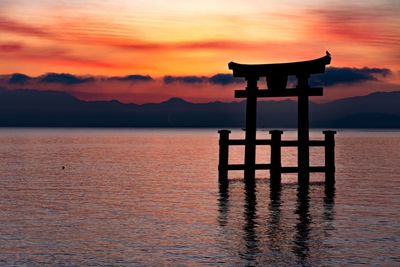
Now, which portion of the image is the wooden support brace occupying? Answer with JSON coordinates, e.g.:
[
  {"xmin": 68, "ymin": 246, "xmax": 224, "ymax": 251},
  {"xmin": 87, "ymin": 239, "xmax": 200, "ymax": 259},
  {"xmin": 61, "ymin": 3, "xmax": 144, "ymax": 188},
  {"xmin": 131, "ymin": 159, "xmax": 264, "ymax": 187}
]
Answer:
[
  {"xmin": 270, "ymin": 130, "xmax": 283, "ymax": 187},
  {"xmin": 323, "ymin": 130, "xmax": 336, "ymax": 185},
  {"xmin": 218, "ymin": 130, "xmax": 231, "ymax": 184}
]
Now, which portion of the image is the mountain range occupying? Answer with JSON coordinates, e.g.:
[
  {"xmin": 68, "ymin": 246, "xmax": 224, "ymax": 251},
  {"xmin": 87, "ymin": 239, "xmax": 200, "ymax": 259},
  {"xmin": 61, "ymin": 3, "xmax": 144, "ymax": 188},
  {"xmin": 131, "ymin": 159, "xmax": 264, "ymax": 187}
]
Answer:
[{"xmin": 1, "ymin": 88, "xmax": 400, "ymax": 128}]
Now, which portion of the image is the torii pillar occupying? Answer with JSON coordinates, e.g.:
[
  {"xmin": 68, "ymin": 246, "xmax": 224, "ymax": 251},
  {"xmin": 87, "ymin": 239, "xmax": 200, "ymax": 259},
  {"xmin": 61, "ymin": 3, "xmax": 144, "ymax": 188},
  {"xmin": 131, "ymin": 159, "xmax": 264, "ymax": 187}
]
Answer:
[
  {"xmin": 297, "ymin": 74, "xmax": 311, "ymax": 186},
  {"xmin": 244, "ymin": 76, "xmax": 258, "ymax": 184}
]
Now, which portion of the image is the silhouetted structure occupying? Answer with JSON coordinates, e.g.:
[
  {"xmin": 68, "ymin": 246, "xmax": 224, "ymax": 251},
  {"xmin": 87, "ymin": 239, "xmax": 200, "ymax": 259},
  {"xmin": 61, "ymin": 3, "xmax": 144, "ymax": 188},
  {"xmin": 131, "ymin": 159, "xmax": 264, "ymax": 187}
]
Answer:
[{"xmin": 218, "ymin": 52, "xmax": 335, "ymax": 187}]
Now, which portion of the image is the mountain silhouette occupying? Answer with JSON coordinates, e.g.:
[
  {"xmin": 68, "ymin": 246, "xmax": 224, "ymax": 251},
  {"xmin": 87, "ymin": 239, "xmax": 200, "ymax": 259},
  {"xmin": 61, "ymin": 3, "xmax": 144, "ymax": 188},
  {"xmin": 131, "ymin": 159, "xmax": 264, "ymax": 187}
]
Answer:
[{"xmin": 0, "ymin": 87, "xmax": 399, "ymax": 128}]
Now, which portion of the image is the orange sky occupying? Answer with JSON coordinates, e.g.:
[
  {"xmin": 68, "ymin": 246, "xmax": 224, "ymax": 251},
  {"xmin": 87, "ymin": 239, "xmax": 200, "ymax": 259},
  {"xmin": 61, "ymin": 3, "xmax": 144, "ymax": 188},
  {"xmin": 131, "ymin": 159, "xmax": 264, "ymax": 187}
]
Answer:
[{"xmin": 0, "ymin": 0, "xmax": 399, "ymax": 103}]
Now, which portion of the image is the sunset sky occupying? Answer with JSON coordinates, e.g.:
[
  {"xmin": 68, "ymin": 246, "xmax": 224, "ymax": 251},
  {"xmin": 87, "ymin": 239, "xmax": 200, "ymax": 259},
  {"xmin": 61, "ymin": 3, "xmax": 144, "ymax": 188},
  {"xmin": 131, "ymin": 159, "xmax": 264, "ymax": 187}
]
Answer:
[{"xmin": 1, "ymin": 0, "xmax": 399, "ymax": 103}]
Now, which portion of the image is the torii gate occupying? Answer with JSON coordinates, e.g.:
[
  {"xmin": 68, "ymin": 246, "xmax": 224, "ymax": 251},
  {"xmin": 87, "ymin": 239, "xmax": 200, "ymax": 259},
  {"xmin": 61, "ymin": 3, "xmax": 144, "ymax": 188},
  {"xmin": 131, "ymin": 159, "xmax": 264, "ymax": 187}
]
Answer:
[{"xmin": 218, "ymin": 52, "xmax": 335, "ymax": 187}]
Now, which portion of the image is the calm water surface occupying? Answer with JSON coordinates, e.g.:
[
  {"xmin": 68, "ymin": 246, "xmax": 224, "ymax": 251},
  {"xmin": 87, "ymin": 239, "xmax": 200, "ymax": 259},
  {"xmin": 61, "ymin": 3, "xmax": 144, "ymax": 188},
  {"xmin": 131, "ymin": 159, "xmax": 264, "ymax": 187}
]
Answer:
[{"xmin": 0, "ymin": 128, "xmax": 399, "ymax": 266}]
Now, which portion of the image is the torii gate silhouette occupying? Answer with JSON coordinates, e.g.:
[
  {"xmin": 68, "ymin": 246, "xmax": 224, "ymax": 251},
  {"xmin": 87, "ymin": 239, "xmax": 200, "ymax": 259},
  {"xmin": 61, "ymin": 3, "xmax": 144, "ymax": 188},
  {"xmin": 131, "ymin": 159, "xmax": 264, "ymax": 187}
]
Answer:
[{"xmin": 218, "ymin": 52, "xmax": 335, "ymax": 188}]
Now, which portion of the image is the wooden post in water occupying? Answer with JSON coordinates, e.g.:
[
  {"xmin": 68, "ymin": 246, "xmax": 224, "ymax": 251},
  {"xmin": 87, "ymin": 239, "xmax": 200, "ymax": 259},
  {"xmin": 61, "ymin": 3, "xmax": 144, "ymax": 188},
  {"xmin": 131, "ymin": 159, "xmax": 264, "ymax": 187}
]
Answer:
[
  {"xmin": 218, "ymin": 129, "xmax": 231, "ymax": 184},
  {"xmin": 297, "ymin": 74, "xmax": 310, "ymax": 187},
  {"xmin": 244, "ymin": 77, "xmax": 258, "ymax": 184},
  {"xmin": 323, "ymin": 130, "xmax": 336, "ymax": 185},
  {"xmin": 270, "ymin": 130, "xmax": 283, "ymax": 188}
]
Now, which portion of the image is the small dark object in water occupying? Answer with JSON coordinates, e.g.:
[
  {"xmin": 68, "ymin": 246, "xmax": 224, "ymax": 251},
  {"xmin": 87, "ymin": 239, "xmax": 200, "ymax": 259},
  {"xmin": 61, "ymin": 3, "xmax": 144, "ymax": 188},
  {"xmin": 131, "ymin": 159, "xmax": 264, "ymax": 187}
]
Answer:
[{"xmin": 62, "ymin": 166, "xmax": 65, "ymax": 170}]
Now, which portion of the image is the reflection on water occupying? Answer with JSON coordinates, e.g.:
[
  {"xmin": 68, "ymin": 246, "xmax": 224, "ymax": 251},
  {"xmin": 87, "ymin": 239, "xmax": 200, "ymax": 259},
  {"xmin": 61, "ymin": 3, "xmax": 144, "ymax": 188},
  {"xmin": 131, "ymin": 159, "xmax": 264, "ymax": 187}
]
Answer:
[
  {"xmin": 267, "ymin": 184, "xmax": 282, "ymax": 254},
  {"xmin": 218, "ymin": 182, "xmax": 337, "ymax": 266},
  {"xmin": 218, "ymin": 183, "xmax": 229, "ymax": 227},
  {"xmin": 324, "ymin": 185, "xmax": 335, "ymax": 223},
  {"xmin": 242, "ymin": 184, "xmax": 259, "ymax": 264},
  {"xmin": 293, "ymin": 186, "xmax": 312, "ymax": 266},
  {"xmin": 1, "ymin": 129, "xmax": 399, "ymax": 266}
]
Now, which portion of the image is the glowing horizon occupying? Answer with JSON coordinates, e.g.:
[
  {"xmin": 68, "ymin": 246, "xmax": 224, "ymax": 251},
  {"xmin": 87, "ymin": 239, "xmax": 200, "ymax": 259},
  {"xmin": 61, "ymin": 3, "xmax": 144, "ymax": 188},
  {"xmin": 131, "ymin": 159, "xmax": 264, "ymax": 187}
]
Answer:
[{"xmin": 1, "ymin": 0, "xmax": 399, "ymax": 103}]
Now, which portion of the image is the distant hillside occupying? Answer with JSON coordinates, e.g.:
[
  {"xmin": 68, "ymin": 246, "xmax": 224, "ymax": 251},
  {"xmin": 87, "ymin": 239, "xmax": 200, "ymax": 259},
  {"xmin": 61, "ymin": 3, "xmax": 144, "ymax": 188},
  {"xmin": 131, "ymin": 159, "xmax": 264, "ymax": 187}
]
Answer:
[{"xmin": 1, "ymin": 88, "xmax": 399, "ymax": 128}]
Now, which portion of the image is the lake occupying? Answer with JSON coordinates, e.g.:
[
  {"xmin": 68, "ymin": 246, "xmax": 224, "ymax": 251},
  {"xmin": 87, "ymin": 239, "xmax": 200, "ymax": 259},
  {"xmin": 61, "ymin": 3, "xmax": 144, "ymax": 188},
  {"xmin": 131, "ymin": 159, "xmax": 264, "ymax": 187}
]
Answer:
[{"xmin": 0, "ymin": 128, "xmax": 399, "ymax": 266}]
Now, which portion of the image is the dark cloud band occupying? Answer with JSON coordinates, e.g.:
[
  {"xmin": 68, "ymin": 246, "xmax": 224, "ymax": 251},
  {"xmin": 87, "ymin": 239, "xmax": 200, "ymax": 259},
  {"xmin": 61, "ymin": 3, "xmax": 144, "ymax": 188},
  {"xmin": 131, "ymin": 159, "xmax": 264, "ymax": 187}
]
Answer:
[
  {"xmin": 1, "ymin": 66, "xmax": 392, "ymax": 87},
  {"xmin": 108, "ymin": 75, "xmax": 153, "ymax": 82},
  {"xmin": 163, "ymin": 73, "xmax": 243, "ymax": 85},
  {"xmin": 40, "ymin": 73, "xmax": 95, "ymax": 85},
  {"xmin": 310, "ymin": 67, "xmax": 391, "ymax": 87},
  {"xmin": 8, "ymin": 73, "xmax": 31, "ymax": 84},
  {"xmin": 163, "ymin": 75, "xmax": 207, "ymax": 84}
]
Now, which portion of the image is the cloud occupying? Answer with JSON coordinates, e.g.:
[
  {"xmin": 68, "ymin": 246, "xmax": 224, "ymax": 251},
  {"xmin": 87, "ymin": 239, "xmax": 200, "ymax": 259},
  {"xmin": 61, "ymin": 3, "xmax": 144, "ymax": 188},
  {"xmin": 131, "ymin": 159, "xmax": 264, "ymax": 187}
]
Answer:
[
  {"xmin": 163, "ymin": 73, "xmax": 244, "ymax": 85},
  {"xmin": 108, "ymin": 75, "xmax": 153, "ymax": 82},
  {"xmin": 0, "ymin": 42, "xmax": 23, "ymax": 52},
  {"xmin": 308, "ymin": 6, "xmax": 400, "ymax": 47},
  {"xmin": 0, "ymin": 66, "xmax": 397, "ymax": 104},
  {"xmin": 39, "ymin": 73, "xmax": 94, "ymax": 85},
  {"xmin": 310, "ymin": 67, "xmax": 392, "ymax": 87},
  {"xmin": 102, "ymin": 38, "xmax": 264, "ymax": 52},
  {"xmin": 0, "ymin": 43, "xmax": 126, "ymax": 70},
  {"xmin": 0, "ymin": 15, "xmax": 52, "ymax": 38},
  {"xmin": 0, "ymin": 15, "xmax": 253, "ymax": 53},
  {"xmin": 175, "ymin": 40, "xmax": 257, "ymax": 50},
  {"xmin": 9, "ymin": 73, "xmax": 31, "ymax": 84},
  {"xmin": 26, "ymin": 68, "xmax": 388, "ymax": 89},
  {"xmin": 2, "ymin": 67, "xmax": 393, "ymax": 89},
  {"xmin": 2, "ymin": 72, "xmax": 153, "ymax": 86},
  {"xmin": 163, "ymin": 75, "xmax": 207, "ymax": 84},
  {"xmin": 209, "ymin": 73, "xmax": 243, "ymax": 85}
]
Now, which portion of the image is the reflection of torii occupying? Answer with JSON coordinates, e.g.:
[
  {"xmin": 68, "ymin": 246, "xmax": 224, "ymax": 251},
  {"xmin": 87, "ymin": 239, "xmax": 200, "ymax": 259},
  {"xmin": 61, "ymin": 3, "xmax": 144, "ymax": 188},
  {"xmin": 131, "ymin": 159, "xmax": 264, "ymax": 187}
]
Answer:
[{"xmin": 227, "ymin": 52, "xmax": 331, "ymax": 184}]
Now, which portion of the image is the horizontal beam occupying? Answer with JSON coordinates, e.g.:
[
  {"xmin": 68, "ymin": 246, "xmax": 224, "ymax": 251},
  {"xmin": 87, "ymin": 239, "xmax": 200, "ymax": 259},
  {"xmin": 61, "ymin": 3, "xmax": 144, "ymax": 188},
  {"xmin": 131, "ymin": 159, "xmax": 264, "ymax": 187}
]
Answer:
[
  {"xmin": 228, "ymin": 139, "xmax": 272, "ymax": 145},
  {"xmin": 228, "ymin": 52, "xmax": 331, "ymax": 78},
  {"xmin": 227, "ymin": 164, "xmax": 245, "ymax": 170},
  {"xmin": 309, "ymin": 140, "xmax": 325, "ymax": 146},
  {"xmin": 227, "ymin": 164, "xmax": 271, "ymax": 170},
  {"xmin": 256, "ymin": 139, "xmax": 272, "ymax": 145},
  {"xmin": 281, "ymin": 140, "xmax": 326, "ymax": 147},
  {"xmin": 228, "ymin": 139, "xmax": 246, "ymax": 145},
  {"xmin": 227, "ymin": 164, "xmax": 326, "ymax": 172},
  {"xmin": 227, "ymin": 139, "xmax": 326, "ymax": 147},
  {"xmin": 281, "ymin": 166, "xmax": 327, "ymax": 173},
  {"xmin": 309, "ymin": 166, "xmax": 327, "ymax": 172},
  {"xmin": 281, "ymin": 167, "xmax": 298, "ymax": 173},
  {"xmin": 235, "ymin": 88, "xmax": 323, "ymax": 98},
  {"xmin": 281, "ymin": 140, "xmax": 297, "ymax": 147}
]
